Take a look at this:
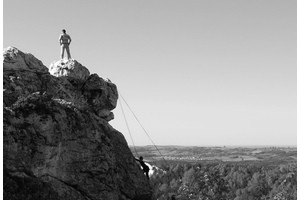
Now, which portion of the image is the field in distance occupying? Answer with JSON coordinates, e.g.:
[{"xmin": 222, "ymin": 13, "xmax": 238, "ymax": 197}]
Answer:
[{"xmin": 130, "ymin": 145, "xmax": 296, "ymax": 166}]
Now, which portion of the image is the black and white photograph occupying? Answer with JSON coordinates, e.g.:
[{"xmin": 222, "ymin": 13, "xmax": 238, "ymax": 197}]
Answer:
[{"xmin": 3, "ymin": 0, "xmax": 297, "ymax": 199}]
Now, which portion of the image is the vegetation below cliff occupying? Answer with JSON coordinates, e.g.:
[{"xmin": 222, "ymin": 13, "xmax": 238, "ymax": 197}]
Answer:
[{"xmin": 132, "ymin": 146, "xmax": 296, "ymax": 200}]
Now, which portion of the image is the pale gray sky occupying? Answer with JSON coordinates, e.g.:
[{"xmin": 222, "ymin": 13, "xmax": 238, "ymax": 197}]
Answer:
[{"xmin": 4, "ymin": 0, "xmax": 296, "ymax": 146}]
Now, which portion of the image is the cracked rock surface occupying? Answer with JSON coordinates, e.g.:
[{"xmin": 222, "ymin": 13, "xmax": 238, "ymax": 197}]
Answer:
[{"xmin": 3, "ymin": 47, "xmax": 152, "ymax": 200}]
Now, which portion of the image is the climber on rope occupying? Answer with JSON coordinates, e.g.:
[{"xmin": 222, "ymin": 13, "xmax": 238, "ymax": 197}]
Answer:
[
  {"xmin": 135, "ymin": 156, "xmax": 150, "ymax": 179},
  {"xmin": 59, "ymin": 29, "xmax": 72, "ymax": 60}
]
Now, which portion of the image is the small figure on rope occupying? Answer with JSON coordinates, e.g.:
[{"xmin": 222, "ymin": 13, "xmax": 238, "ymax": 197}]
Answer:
[
  {"xmin": 135, "ymin": 156, "xmax": 150, "ymax": 179},
  {"xmin": 59, "ymin": 29, "xmax": 72, "ymax": 60}
]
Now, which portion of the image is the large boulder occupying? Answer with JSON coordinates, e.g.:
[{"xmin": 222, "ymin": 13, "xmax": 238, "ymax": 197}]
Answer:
[
  {"xmin": 3, "ymin": 47, "xmax": 152, "ymax": 200},
  {"xmin": 3, "ymin": 47, "xmax": 118, "ymax": 121},
  {"xmin": 3, "ymin": 46, "xmax": 48, "ymax": 72},
  {"xmin": 3, "ymin": 46, "xmax": 53, "ymax": 107},
  {"xmin": 49, "ymin": 58, "xmax": 90, "ymax": 81},
  {"xmin": 82, "ymin": 74, "xmax": 118, "ymax": 120}
]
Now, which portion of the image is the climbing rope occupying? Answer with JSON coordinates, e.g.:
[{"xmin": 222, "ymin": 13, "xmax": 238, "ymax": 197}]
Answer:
[
  {"xmin": 119, "ymin": 97, "xmax": 139, "ymax": 157},
  {"xmin": 119, "ymin": 93, "xmax": 168, "ymax": 165}
]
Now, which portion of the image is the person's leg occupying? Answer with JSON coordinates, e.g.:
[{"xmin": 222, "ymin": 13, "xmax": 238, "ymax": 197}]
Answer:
[
  {"xmin": 146, "ymin": 171, "xmax": 149, "ymax": 179},
  {"xmin": 66, "ymin": 45, "xmax": 71, "ymax": 59},
  {"xmin": 61, "ymin": 45, "xmax": 65, "ymax": 59}
]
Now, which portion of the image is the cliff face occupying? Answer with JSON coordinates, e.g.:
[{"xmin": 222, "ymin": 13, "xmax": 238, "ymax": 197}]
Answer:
[{"xmin": 3, "ymin": 47, "xmax": 152, "ymax": 200}]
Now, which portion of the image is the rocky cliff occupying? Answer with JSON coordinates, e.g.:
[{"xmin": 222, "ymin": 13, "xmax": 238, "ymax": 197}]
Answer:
[{"xmin": 3, "ymin": 47, "xmax": 152, "ymax": 200}]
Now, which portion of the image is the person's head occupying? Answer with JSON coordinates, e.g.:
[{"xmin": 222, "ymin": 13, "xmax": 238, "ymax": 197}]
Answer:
[
  {"xmin": 139, "ymin": 156, "xmax": 143, "ymax": 161},
  {"xmin": 62, "ymin": 29, "xmax": 66, "ymax": 34}
]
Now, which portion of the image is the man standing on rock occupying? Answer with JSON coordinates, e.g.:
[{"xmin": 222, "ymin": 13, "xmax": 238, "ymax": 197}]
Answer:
[{"xmin": 59, "ymin": 29, "xmax": 72, "ymax": 60}]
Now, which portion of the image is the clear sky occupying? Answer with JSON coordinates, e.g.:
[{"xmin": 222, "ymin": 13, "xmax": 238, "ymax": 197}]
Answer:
[{"xmin": 4, "ymin": 0, "xmax": 296, "ymax": 146}]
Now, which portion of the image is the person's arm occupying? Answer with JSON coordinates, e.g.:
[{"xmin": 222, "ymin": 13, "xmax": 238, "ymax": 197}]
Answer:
[
  {"xmin": 68, "ymin": 35, "xmax": 72, "ymax": 45},
  {"xmin": 135, "ymin": 158, "xmax": 139, "ymax": 161},
  {"xmin": 58, "ymin": 35, "xmax": 62, "ymax": 45}
]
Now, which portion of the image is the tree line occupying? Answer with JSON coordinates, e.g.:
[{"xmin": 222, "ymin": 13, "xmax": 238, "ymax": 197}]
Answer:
[{"xmin": 149, "ymin": 161, "xmax": 296, "ymax": 200}]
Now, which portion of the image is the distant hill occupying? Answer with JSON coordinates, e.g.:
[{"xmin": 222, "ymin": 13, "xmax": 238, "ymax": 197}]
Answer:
[{"xmin": 130, "ymin": 145, "xmax": 296, "ymax": 166}]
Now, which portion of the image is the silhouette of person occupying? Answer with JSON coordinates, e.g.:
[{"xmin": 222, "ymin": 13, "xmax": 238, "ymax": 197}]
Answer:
[
  {"xmin": 135, "ymin": 156, "xmax": 150, "ymax": 179},
  {"xmin": 59, "ymin": 29, "xmax": 72, "ymax": 60}
]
